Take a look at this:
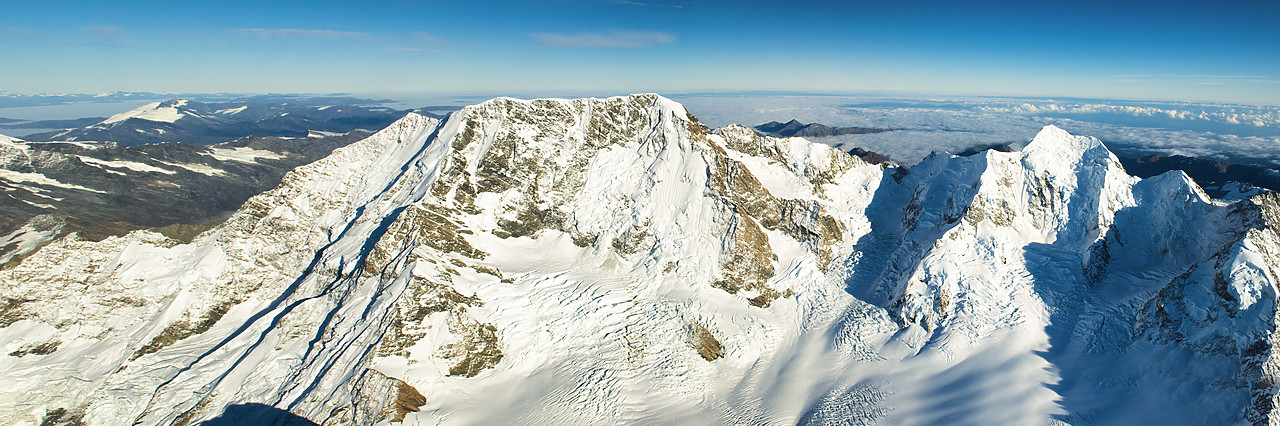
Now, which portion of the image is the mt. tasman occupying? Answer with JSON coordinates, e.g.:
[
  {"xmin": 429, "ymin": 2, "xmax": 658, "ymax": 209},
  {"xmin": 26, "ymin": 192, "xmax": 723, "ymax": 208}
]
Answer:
[{"xmin": 1, "ymin": 94, "xmax": 1277, "ymax": 425}]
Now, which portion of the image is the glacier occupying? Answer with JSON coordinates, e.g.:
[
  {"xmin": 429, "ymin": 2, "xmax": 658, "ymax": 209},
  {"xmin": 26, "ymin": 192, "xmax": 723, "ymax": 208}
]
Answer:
[{"xmin": 1, "ymin": 94, "xmax": 1278, "ymax": 425}]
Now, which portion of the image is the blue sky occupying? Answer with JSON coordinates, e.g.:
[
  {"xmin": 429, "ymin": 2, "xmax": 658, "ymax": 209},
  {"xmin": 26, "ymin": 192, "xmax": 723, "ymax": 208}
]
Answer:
[{"xmin": 3, "ymin": 0, "xmax": 1278, "ymax": 104}]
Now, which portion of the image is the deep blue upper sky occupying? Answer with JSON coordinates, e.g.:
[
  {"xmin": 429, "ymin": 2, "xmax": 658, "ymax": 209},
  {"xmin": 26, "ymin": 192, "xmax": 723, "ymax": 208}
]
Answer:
[{"xmin": 3, "ymin": 0, "xmax": 1278, "ymax": 104}]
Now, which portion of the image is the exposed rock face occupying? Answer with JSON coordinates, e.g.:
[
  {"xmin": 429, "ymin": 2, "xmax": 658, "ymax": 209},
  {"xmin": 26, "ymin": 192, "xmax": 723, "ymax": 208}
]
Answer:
[
  {"xmin": 847, "ymin": 146, "xmax": 892, "ymax": 165},
  {"xmin": 0, "ymin": 95, "xmax": 1278, "ymax": 425}
]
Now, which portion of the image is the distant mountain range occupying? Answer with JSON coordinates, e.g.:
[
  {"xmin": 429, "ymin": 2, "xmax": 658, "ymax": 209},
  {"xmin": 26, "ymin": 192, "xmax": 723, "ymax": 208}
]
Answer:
[
  {"xmin": 0, "ymin": 117, "xmax": 105, "ymax": 130},
  {"xmin": 754, "ymin": 119, "xmax": 889, "ymax": 138},
  {"xmin": 0, "ymin": 91, "xmax": 397, "ymax": 108},
  {"xmin": 1121, "ymin": 153, "xmax": 1280, "ymax": 196},
  {"xmin": 17, "ymin": 99, "xmax": 415, "ymax": 146},
  {"xmin": 0, "ymin": 91, "xmax": 168, "ymax": 108}
]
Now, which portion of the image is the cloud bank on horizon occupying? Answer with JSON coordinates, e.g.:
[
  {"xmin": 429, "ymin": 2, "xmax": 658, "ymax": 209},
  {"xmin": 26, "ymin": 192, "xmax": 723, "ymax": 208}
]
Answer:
[
  {"xmin": 531, "ymin": 31, "xmax": 676, "ymax": 48},
  {"xmin": 672, "ymin": 94, "xmax": 1280, "ymax": 168}
]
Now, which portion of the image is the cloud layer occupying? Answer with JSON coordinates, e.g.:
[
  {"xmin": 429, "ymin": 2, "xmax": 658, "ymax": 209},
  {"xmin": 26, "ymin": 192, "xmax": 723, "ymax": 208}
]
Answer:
[
  {"xmin": 531, "ymin": 30, "xmax": 675, "ymax": 48},
  {"xmin": 229, "ymin": 28, "xmax": 367, "ymax": 39},
  {"xmin": 83, "ymin": 26, "xmax": 125, "ymax": 38},
  {"xmin": 675, "ymin": 94, "xmax": 1280, "ymax": 168}
]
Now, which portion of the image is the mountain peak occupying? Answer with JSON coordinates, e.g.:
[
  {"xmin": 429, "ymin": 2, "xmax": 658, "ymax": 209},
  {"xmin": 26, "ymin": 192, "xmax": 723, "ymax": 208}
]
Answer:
[
  {"xmin": 1025, "ymin": 124, "xmax": 1107, "ymax": 154},
  {"xmin": 1021, "ymin": 124, "xmax": 1117, "ymax": 172}
]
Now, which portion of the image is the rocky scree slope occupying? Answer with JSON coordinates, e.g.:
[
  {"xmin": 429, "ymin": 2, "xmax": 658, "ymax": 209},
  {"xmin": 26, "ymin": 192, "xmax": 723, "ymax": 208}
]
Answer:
[{"xmin": 0, "ymin": 95, "xmax": 1278, "ymax": 425}]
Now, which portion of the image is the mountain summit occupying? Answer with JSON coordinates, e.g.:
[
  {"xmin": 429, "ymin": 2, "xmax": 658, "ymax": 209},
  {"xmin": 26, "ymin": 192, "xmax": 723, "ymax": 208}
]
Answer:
[{"xmin": 1, "ymin": 95, "xmax": 1278, "ymax": 425}]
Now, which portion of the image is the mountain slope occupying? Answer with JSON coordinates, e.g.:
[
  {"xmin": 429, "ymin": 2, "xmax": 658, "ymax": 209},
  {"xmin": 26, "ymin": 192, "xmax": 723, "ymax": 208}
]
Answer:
[
  {"xmin": 1, "ymin": 95, "xmax": 1278, "ymax": 425},
  {"xmin": 0, "ymin": 130, "xmax": 378, "ymax": 265}
]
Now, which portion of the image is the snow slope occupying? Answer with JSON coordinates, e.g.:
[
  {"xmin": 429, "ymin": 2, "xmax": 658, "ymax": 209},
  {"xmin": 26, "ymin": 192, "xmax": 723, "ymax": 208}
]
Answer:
[
  {"xmin": 1, "ymin": 95, "xmax": 1278, "ymax": 425},
  {"xmin": 99, "ymin": 100, "xmax": 190, "ymax": 125}
]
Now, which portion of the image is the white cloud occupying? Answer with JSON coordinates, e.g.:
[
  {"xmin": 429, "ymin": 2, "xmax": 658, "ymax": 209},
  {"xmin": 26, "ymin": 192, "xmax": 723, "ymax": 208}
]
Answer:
[
  {"xmin": 531, "ymin": 30, "xmax": 675, "ymax": 48},
  {"xmin": 1112, "ymin": 74, "xmax": 1271, "ymax": 79},
  {"xmin": 975, "ymin": 101, "xmax": 1280, "ymax": 128},
  {"xmin": 0, "ymin": 27, "xmax": 41, "ymax": 39},
  {"xmin": 229, "ymin": 28, "xmax": 367, "ymax": 39},
  {"xmin": 387, "ymin": 32, "xmax": 445, "ymax": 53},
  {"xmin": 83, "ymin": 26, "xmax": 125, "ymax": 38},
  {"xmin": 412, "ymin": 32, "xmax": 442, "ymax": 43},
  {"xmin": 386, "ymin": 47, "xmax": 440, "ymax": 54},
  {"xmin": 613, "ymin": 0, "xmax": 687, "ymax": 7}
]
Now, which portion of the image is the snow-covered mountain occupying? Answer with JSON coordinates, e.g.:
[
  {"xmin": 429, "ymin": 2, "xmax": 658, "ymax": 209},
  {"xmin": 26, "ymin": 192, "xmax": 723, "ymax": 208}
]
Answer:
[
  {"xmin": 21, "ymin": 99, "xmax": 411, "ymax": 146},
  {"xmin": 1, "ymin": 94, "xmax": 1278, "ymax": 425}
]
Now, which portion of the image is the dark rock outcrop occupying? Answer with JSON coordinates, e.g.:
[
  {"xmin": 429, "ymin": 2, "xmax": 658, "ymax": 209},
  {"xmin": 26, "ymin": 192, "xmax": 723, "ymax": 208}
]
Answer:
[{"xmin": 754, "ymin": 119, "xmax": 889, "ymax": 138}]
